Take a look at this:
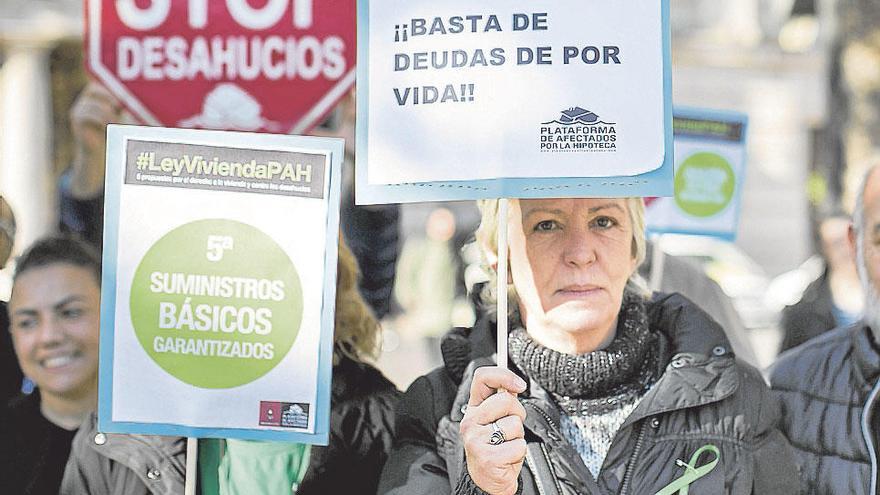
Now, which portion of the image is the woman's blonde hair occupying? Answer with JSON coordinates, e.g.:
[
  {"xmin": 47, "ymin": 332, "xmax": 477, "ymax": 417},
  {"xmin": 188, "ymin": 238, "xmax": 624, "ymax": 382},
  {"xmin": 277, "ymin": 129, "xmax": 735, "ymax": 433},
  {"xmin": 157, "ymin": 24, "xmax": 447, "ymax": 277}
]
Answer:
[
  {"xmin": 474, "ymin": 198, "xmax": 649, "ymax": 308},
  {"xmin": 334, "ymin": 236, "xmax": 381, "ymax": 362}
]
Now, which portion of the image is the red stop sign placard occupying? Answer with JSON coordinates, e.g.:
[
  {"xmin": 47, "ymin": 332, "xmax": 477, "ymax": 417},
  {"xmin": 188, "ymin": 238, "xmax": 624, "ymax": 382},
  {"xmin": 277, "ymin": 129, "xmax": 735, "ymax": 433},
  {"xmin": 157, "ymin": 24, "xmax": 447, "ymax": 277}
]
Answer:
[{"xmin": 85, "ymin": 0, "xmax": 355, "ymax": 134}]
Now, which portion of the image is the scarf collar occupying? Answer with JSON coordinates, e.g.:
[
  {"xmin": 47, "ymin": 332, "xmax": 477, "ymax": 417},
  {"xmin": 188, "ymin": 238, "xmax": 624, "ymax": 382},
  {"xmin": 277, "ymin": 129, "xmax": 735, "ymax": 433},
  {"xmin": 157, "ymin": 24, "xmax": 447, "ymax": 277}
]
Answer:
[{"xmin": 509, "ymin": 292, "xmax": 665, "ymax": 415}]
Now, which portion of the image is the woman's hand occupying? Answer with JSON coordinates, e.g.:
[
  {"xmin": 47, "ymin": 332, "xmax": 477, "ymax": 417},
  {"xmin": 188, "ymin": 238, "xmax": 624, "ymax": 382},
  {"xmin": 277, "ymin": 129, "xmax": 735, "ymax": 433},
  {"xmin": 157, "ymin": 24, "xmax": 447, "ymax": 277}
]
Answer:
[{"xmin": 460, "ymin": 366, "xmax": 528, "ymax": 495}]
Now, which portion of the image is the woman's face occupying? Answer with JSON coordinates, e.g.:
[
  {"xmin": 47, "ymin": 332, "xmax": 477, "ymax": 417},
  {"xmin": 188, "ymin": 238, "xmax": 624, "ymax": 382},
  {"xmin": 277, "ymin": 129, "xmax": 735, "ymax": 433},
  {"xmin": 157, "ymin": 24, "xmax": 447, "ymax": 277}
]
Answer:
[
  {"xmin": 509, "ymin": 198, "xmax": 637, "ymax": 348},
  {"xmin": 9, "ymin": 263, "xmax": 101, "ymax": 403}
]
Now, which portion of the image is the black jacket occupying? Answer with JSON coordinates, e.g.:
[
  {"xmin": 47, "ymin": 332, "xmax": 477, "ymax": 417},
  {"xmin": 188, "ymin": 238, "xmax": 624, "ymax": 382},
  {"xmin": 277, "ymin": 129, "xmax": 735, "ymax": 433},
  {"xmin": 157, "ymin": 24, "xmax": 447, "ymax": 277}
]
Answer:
[
  {"xmin": 1, "ymin": 392, "xmax": 77, "ymax": 495},
  {"xmin": 299, "ymin": 356, "xmax": 401, "ymax": 494},
  {"xmin": 770, "ymin": 322, "xmax": 880, "ymax": 494},
  {"xmin": 378, "ymin": 293, "xmax": 799, "ymax": 495}
]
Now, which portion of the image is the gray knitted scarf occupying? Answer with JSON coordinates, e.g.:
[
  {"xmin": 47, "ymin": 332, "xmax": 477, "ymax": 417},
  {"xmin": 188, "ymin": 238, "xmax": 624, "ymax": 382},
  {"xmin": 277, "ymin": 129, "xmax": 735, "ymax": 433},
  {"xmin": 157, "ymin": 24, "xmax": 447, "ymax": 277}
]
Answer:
[{"xmin": 509, "ymin": 292, "xmax": 666, "ymax": 415}]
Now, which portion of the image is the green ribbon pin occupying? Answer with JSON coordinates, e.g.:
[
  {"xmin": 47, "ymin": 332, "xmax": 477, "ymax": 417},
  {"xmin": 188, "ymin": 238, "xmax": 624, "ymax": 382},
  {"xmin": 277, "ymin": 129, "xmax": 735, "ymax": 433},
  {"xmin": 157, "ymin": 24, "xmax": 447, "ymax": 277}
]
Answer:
[{"xmin": 653, "ymin": 444, "xmax": 720, "ymax": 495}]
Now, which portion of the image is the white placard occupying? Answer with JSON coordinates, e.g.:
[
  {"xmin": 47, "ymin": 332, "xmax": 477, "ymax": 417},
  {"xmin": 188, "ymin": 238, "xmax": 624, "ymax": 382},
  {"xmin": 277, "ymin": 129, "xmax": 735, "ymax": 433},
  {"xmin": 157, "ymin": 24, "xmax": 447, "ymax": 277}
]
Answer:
[
  {"xmin": 98, "ymin": 125, "xmax": 342, "ymax": 444},
  {"xmin": 360, "ymin": 0, "xmax": 667, "ymax": 186}
]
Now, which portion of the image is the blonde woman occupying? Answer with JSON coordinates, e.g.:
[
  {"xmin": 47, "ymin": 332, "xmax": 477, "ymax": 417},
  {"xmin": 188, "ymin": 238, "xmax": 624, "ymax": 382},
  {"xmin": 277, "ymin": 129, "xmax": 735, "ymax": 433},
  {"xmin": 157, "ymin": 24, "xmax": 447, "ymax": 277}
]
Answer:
[{"xmin": 379, "ymin": 198, "xmax": 798, "ymax": 495}]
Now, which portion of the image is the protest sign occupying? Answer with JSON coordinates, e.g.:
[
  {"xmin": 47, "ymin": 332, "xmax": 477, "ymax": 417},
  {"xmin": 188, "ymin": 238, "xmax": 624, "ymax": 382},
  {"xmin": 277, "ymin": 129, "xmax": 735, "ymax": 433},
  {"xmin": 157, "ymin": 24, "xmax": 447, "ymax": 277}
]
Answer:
[
  {"xmin": 98, "ymin": 125, "xmax": 342, "ymax": 444},
  {"xmin": 646, "ymin": 108, "xmax": 749, "ymax": 241},
  {"xmin": 356, "ymin": 0, "xmax": 673, "ymax": 203},
  {"xmin": 85, "ymin": 0, "xmax": 355, "ymax": 134}
]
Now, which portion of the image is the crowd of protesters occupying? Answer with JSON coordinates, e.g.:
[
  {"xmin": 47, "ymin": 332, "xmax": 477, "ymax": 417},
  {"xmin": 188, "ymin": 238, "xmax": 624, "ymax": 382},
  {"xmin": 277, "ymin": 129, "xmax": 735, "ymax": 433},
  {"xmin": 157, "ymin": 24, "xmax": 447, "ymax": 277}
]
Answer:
[{"xmin": 1, "ymin": 80, "xmax": 880, "ymax": 495}]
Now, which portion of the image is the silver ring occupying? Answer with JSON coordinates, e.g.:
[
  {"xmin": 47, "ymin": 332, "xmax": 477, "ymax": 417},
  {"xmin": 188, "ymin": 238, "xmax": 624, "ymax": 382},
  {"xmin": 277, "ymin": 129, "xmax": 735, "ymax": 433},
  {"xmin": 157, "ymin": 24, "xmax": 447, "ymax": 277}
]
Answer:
[{"xmin": 489, "ymin": 421, "xmax": 506, "ymax": 445}]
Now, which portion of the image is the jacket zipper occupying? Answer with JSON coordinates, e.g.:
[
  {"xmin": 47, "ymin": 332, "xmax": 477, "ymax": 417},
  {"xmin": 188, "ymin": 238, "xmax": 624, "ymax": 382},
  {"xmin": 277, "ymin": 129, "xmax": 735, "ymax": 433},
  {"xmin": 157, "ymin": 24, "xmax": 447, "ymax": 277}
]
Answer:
[
  {"xmin": 618, "ymin": 422, "xmax": 647, "ymax": 495},
  {"xmin": 862, "ymin": 379, "xmax": 880, "ymax": 495},
  {"xmin": 540, "ymin": 442, "xmax": 565, "ymax": 495},
  {"xmin": 526, "ymin": 401, "xmax": 560, "ymax": 431},
  {"xmin": 525, "ymin": 402, "xmax": 565, "ymax": 495},
  {"xmin": 526, "ymin": 447, "xmax": 549, "ymax": 495}
]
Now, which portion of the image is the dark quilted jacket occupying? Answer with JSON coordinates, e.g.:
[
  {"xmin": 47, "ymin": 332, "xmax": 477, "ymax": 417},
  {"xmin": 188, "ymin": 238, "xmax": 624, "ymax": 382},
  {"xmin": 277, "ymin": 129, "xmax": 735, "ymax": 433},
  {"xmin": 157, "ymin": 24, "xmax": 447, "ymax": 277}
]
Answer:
[
  {"xmin": 771, "ymin": 322, "xmax": 880, "ymax": 494},
  {"xmin": 378, "ymin": 293, "xmax": 799, "ymax": 495}
]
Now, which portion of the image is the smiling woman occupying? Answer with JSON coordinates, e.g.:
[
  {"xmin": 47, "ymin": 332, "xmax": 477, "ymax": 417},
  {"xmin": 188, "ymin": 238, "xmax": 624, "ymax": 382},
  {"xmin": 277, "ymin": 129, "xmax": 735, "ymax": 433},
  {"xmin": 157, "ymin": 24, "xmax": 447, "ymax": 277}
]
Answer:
[
  {"xmin": 378, "ymin": 197, "xmax": 800, "ymax": 495},
  {"xmin": 0, "ymin": 236, "xmax": 102, "ymax": 495}
]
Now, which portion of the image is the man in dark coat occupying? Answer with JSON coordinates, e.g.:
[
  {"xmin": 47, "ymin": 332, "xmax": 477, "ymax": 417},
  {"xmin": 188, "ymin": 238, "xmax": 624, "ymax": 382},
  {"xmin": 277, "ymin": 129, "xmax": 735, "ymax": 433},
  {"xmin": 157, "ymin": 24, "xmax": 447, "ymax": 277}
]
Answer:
[{"xmin": 771, "ymin": 164, "xmax": 880, "ymax": 494}]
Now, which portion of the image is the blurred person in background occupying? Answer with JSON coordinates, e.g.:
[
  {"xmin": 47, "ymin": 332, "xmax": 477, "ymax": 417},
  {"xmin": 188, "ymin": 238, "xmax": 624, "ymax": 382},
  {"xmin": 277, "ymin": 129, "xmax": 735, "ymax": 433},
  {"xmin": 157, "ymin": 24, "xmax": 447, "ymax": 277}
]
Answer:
[
  {"xmin": 61, "ymin": 82, "xmax": 129, "ymax": 248},
  {"xmin": 0, "ymin": 236, "xmax": 101, "ymax": 495},
  {"xmin": 380, "ymin": 197, "xmax": 797, "ymax": 495},
  {"xmin": 640, "ymin": 240, "xmax": 759, "ymax": 366},
  {"xmin": 61, "ymin": 236, "xmax": 400, "ymax": 495},
  {"xmin": 395, "ymin": 207, "xmax": 460, "ymax": 351},
  {"xmin": 771, "ymin": 165, "xmax": 880, "ymax": 493},
  {"xmin": 778, "ymin": 212, "xmax": 863, "ymax": 352},
  {"xmin": 0, "ymin": 196, "xmax": 24, "ymax": 405},
  {"xmin": 304, "ymin": 88, "xmax": 401, "ymax": 320}
]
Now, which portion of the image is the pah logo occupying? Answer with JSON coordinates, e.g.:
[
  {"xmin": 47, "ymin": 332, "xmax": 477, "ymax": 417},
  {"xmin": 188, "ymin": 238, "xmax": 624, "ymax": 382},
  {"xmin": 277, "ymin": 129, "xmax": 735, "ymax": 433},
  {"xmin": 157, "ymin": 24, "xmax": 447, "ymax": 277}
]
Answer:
[
  {"xmin": 260, "ymin": 401, "xmax": 310, "ymax": 429},
  {"xmin": 281, "ymin": 403, "xmax": 310, "ymax": 429},
  {"xmin": 539, "ymin": 106, "xmax": 618, "ymax": 153}
]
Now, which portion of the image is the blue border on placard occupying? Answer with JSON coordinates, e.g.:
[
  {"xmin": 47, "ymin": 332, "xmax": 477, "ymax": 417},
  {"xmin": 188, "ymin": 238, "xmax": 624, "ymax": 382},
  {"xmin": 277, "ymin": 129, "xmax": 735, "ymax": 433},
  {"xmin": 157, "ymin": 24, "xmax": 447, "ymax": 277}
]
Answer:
[
  {"xmin": 645, "ymin": 227, "xmax": 737, "ymax": 242},
  {"xmin": 98, "ymin": 125, "xmax": 342, "ymax": 445},
  {"xmin": 355, "ymin": 0, "xmax": 674, "ymax": 204},
  {"xmin": 645, "ymin": 106, "xmax": 749, "ymax": 242},
  {"xmin": 97, "ymin": 126, "xmax": 124, "ymax": 439}
]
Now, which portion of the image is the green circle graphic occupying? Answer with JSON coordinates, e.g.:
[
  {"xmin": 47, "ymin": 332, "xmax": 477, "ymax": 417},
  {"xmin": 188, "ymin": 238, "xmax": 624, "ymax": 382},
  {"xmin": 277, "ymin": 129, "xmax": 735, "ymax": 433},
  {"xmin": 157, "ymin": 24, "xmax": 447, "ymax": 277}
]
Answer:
[
  {"xmin": 131, "ymin": 219, "xmax": 302, "ymax": 389},
  {"xmin": 674, "ymin": 152, "xmax": 736, "ymax": 218}
]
